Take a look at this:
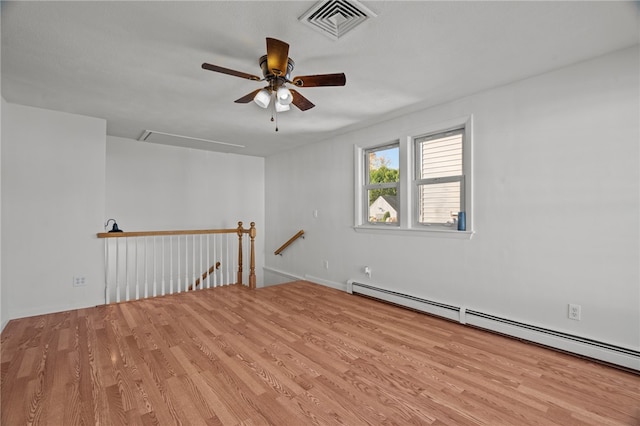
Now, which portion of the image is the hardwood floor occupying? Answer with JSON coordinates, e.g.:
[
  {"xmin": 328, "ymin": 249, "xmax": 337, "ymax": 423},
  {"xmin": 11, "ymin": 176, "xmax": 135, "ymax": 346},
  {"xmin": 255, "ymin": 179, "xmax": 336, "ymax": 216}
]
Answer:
[{"xmin": 1, "ymin": 281, "xmax": 638, "ymax": 425}]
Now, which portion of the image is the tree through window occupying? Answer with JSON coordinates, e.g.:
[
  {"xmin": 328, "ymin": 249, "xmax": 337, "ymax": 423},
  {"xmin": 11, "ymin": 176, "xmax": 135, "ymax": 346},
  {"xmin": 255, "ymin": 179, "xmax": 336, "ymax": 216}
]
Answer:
[{"xmin": 364, "ymin": 144, "xmax": 399, "ymax": 224}]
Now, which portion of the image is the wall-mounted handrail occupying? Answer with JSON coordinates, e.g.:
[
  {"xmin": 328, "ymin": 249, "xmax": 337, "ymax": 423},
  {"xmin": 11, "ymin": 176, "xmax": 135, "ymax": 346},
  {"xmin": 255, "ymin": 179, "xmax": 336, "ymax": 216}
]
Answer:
[
  {"xmin": 97, "ymin": 221, "xmax": 256, "ymax": 304},
  {"xmin": 274, "ymin": 230, "xmax": 305, "ymax": 255},
  {"xmin": 188, "ymin": 262, "xmax": 221, "ymax": 291}
]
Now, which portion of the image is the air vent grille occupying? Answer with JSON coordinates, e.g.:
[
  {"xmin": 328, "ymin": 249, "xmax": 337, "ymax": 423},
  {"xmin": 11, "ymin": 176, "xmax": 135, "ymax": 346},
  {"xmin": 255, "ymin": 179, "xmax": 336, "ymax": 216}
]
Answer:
[{"xmin": 299, "ymin": 0, "xmax": 377, "ymax": 40}]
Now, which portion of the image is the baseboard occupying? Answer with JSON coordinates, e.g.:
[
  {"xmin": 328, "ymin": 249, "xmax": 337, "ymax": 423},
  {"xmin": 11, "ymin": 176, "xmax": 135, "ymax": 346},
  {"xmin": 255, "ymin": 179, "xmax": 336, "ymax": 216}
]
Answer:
[
  {"xmin": 261, "ymin": 267, "xmax": 347, "ymax": 292},
  {"xmin": 262, "ymin": 266, "xmax": 304, "ymax": 285},
  {"xmin": 303, "ymin": 274, "xmax": 347, "ymax": 292},
  {"xmin": 2, "ymin": 300, "xmax": 103, "ymax": 329},
  {"xmin": 348, "ymin": 280, "xmax": 640, "ymax": 372}
]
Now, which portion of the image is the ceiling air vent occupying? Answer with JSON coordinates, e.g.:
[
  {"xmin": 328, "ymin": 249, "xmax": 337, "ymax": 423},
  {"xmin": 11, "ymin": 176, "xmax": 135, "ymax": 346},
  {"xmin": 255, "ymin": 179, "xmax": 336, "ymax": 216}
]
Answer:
[{"xmin": 299, "ymin": 0, "xmax": 377, "ymax": 40}]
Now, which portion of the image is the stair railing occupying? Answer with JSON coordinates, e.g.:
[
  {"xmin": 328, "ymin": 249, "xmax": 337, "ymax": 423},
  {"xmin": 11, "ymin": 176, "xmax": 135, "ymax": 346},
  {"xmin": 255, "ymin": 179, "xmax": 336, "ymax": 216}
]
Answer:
[
  {"xmin": 274, "ymin": 230, "xmax": 305, "ymax": 255},
  {"xmin": 97, "ymin": 221, "xmax": 256, "ymax": 304}
]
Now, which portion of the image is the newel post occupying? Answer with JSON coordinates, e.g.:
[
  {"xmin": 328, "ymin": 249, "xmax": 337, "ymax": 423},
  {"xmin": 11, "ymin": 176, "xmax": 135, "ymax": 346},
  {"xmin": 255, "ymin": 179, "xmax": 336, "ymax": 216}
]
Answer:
[
  {"xmin": 237, "ymin": 221, "xmax": 244, "ymax": 286},
  {"xmin": 249, "ymin": 222, "xmax": 256, "ymax": 289}
]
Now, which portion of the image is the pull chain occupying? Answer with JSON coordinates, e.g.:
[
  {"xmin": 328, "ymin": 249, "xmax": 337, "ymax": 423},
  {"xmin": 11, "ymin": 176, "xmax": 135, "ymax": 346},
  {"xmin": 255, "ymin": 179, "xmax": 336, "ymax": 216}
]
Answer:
[{"xmin": 270, "ymin": 93, "xmax": 278, "ymax": 131}]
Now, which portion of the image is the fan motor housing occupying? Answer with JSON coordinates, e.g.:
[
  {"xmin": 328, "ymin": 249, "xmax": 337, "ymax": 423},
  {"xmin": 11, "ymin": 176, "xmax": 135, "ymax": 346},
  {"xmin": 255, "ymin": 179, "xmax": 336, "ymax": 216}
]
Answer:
[{"xmin": 259, "ymin": 55, "xmax": 295, "ymax": 81}]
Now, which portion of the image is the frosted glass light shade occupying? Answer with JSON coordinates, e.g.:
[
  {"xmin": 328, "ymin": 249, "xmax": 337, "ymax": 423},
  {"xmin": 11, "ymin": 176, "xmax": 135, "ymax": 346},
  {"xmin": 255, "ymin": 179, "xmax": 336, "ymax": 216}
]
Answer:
[
  {"xmin": 253, "ymin": 89, "xmax": 271, "ymax": 108},
  {"xmin": 275, "ymin": 101, "xmax": 290, "ymax": 112},
  {"xmin": 276, "ymin": 87, "xmax": 293, "ymax": 105}
]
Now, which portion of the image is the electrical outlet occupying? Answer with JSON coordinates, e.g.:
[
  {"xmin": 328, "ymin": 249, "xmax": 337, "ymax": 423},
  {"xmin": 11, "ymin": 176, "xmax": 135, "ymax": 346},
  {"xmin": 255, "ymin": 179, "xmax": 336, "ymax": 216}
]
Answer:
[
  {"xmin": 73, "ymin": 276, "xmax": 87, "ymax": 287},
  {"xmin": 568, "ymin": 303, "xmax": 581, "ymax": 321},
  {"xmin": 364, "ymin": 266, "xmax": 371, "ymax": 277},
  {"xmin": 323, "ymin": 260, "xmax": 329, "ymax": 269}
]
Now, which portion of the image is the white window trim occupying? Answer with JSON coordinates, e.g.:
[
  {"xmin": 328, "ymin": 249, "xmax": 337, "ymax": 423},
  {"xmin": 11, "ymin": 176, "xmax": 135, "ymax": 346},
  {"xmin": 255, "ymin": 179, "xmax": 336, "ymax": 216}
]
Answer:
[{"xmin": 354, "ymin": 114, "xmax": 474, "ymax": 239}]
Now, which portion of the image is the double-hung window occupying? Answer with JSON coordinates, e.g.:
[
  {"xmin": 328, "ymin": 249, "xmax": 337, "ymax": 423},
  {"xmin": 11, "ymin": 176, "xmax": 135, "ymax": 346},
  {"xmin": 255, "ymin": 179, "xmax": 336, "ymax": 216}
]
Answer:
[{"xmin": 414, "ymin": 128, "xmax": 465, "ymax": 227}]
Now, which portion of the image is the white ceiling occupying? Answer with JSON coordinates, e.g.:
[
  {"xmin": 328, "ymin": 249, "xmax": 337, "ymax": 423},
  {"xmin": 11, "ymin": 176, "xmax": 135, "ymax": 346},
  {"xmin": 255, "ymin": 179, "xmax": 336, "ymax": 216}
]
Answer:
[{"xmin": 2, "ymin": 1, "xmax": 639, "ymax": 157}]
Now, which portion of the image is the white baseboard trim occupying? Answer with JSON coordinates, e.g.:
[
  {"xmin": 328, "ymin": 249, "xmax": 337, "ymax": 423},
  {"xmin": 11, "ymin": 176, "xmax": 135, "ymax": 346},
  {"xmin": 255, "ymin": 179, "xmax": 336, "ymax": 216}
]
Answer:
[
  {"xmin": 3, "ymin": 300, "xmax": 103, "ymax": 330},
  {"xmin": 262, "ymin": 266, "xmax": 304, "ymax": 282},
  {"xmin": 261, "ymin": 267, "xmax": 347, "ymax": 292},
  {"xmin": 303, "ymin": 274, "xmax": 348, "ymax": 292}
]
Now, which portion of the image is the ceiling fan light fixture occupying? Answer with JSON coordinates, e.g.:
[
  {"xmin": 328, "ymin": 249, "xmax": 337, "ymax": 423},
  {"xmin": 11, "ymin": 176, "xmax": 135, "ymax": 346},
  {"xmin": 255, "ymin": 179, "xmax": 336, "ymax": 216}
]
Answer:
[
  {"xmin": 202, "ymin": 37, "xmax": 344, "ymax": 118},
  {"xmin": 276, "ymin": 86, "xmax": 293, "ymax": 105},
  {"xmin": 275, "ymin": 101, "xmax": 290, "ymax": 112},
  {"xmin": 253, "ymin": 89, "xmax": 271, "ymax": 108}
]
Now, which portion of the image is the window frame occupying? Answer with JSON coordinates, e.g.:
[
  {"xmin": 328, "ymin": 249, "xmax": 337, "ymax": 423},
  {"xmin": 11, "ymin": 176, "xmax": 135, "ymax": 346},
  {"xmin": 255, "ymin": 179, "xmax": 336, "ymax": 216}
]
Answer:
[
  {"xmin": 413, "ymin": 127, "xmax": 466, "ymax": 229},
  {"xmin": 362, "ymin": 142, "xmax": 400, "ymax": 227},
  {"xmin": 354, "ymin": 114, "xmax": 473, "ymax": 238}
]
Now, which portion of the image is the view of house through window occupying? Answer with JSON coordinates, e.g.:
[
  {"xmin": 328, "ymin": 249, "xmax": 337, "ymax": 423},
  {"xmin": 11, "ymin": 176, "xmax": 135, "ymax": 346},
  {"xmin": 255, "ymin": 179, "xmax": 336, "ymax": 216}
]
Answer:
[
  {"xmin": 365, "ymin": 144, "xmax": 399, "ymax": 224},
  {"xmin": 415, "ymin": 129, "xmax": 464, "ymax": 225}
]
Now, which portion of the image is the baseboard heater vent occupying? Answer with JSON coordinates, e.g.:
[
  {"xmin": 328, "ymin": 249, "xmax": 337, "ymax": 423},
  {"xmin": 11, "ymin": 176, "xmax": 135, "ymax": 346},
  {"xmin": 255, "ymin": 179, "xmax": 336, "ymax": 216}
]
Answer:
[
  {"xmin": 347, "ymin": 281, "xmax": 461, "ymax": 323},
  {"xmin": 347, "ymin": 281, "xmax": 639, "ymax": 372}
]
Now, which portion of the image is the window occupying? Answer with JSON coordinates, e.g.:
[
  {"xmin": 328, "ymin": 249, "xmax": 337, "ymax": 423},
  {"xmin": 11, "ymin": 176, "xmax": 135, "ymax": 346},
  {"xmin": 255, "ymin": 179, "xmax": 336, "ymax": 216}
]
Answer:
[
  {"xmin": 364, "ymin": 143, "xmax": 399, "ymax": 225},
  {"xmin": 354, "ymin": 115, "xmax": 472, "ymax": 237},
  {"xmin": 414, "ymin": 128, "xmax": 464, "ymax": 227}
]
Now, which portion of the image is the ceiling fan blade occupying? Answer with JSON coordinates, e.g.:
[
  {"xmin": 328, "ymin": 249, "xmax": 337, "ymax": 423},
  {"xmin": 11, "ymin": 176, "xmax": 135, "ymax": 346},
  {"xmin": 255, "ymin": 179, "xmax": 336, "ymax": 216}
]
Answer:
[
  {"xmin": 291, "ymin": 73, "xmax": 346, "ymax": 87},
  {"xmin": 202, "ymin": 63, "xmax": 261, "ymax": 81},
  {"xmin": 290, "ymin": 89, "xmax": 315, "ymax": 111},
  {"xmin": 266, "ymin": 37, "xmax": 289, "ymax": 77},
  {"xmin": 234, "ymin": 89, "xmax": 263, "ymax": 104}
]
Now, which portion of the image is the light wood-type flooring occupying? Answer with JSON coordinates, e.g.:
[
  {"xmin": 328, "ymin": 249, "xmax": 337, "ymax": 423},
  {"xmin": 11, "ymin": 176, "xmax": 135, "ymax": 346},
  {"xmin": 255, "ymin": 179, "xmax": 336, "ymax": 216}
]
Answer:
[{"xmin": 1, "ymin": 281, "xmax": 638, "ymax": 425}]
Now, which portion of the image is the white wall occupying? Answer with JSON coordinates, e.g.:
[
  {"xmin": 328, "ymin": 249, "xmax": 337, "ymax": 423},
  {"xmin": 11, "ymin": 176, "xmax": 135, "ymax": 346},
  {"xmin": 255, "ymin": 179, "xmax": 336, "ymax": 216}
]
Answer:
[
  {"xmin": 106, "ymin": 136, "xmax": 265, "ymax": 286},
  {"xmin": 0, "ymin": 97, "xmax": 4, "ymax": 330},
  {"xmin": 1, "ymin": 103, "xmax": 106, "ymax": 324},
  {"xmin": 265, "ymin": 46, "xmax": 639, "ymax": 351}
]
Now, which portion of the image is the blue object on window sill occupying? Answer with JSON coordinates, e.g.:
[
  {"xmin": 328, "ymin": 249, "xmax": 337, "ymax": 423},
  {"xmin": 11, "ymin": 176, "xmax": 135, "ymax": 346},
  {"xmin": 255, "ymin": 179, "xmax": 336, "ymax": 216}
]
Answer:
[{"xmin": 458, "ymin": 211, "xmax": 466, "ymax": 231}]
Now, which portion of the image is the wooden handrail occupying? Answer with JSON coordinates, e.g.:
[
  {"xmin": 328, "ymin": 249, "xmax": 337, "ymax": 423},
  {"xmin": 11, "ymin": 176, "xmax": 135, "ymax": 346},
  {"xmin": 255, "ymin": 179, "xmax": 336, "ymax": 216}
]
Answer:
[
  {"xmin": 97, "ymin": 228, "xmax": 248, "ymax": 238},
  {"xmin": 274, "ymin": 230, "xmax": 304, "ymax": 255},
  {"xmin": 188, "ymin": 262, "xmax": 221, "ymax": 291}
]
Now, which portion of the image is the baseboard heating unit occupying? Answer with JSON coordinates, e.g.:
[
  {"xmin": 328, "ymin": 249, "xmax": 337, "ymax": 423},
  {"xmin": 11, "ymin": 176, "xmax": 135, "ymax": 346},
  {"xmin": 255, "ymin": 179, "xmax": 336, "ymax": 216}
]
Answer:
[{"xmin": 347, "ymin": 281, "xmax": 640, "ymax": 372}]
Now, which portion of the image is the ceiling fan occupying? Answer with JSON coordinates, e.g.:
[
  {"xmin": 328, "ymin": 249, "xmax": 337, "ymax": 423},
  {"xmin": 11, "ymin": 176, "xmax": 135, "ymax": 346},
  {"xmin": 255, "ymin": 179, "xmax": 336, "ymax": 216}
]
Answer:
[{"xmin": 202, "ymin": 37, "xmax": 346, "ymax": 119}]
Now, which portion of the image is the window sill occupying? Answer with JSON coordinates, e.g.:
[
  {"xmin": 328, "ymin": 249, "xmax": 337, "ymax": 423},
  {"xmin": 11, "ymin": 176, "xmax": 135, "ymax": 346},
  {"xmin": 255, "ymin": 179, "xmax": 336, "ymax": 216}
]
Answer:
[{"xmin": 353, "ymin": 225, "xmax": 474, "ymax": 239}]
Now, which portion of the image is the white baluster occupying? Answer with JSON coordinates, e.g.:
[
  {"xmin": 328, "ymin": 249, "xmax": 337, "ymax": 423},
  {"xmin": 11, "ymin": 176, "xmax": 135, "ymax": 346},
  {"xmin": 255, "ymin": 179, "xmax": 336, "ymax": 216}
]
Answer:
[
  {"xmin": 220, "ymin": 234, "xmax": 224, "ymax": 286},
  {"xmin": 192, "ymin": 235, "xmax": 196, "ymax": 291},
  {"xmin": 161, "ymin": 236, "xmax": 165, "ymax": 296},
  {"xmin": 198, "ymin": 234, "xmax": 203, "ymax": 291},
  {"xmin": 185, "ymin": 235, "xmax": 189, "ymax": 291},
  {"xmin": 169, "ymin": 236, "xmax": 174, "ymax": 295},
  {"xmin": 135, "ymin": 237, "xmax": 139, "ymax": 301},
  {"xmin": 206, "ymin": 234, "xmax": 210, "ymax": 289},
  {"xmin": 104, "ymin": 239, "xmax": 110, "ymax": 304},
  {"xmin": 115, "ymin": 239, "xmax": 120, "ymax": 303},
  {"xmin": 212, "ymin": 235, "xmax": 217, "ymax": 288},
  {"xmin": 125, "ymin": 237, "xmax": 130, "ymax": 302},
  {"xmin": 229, "ymin": 234, "xmax": 238, "ymax": 284},
  {"xmin": 153, "ymin": 236, "xmax": 157, "ymax": 297},
  {"xmin": 144, "ymin": 236, "xmax": 148, "ymax": 299},
  {"xmin": 177, "ymin": 235, "xmax": 181, "ymax": 293},
  {"xmin": 225, "ymin": 234, "xmax": 233, "ymax": 285},
  {"xmin": 234, "ymin": 233, "xmax": 238, "ymax": 285}
]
